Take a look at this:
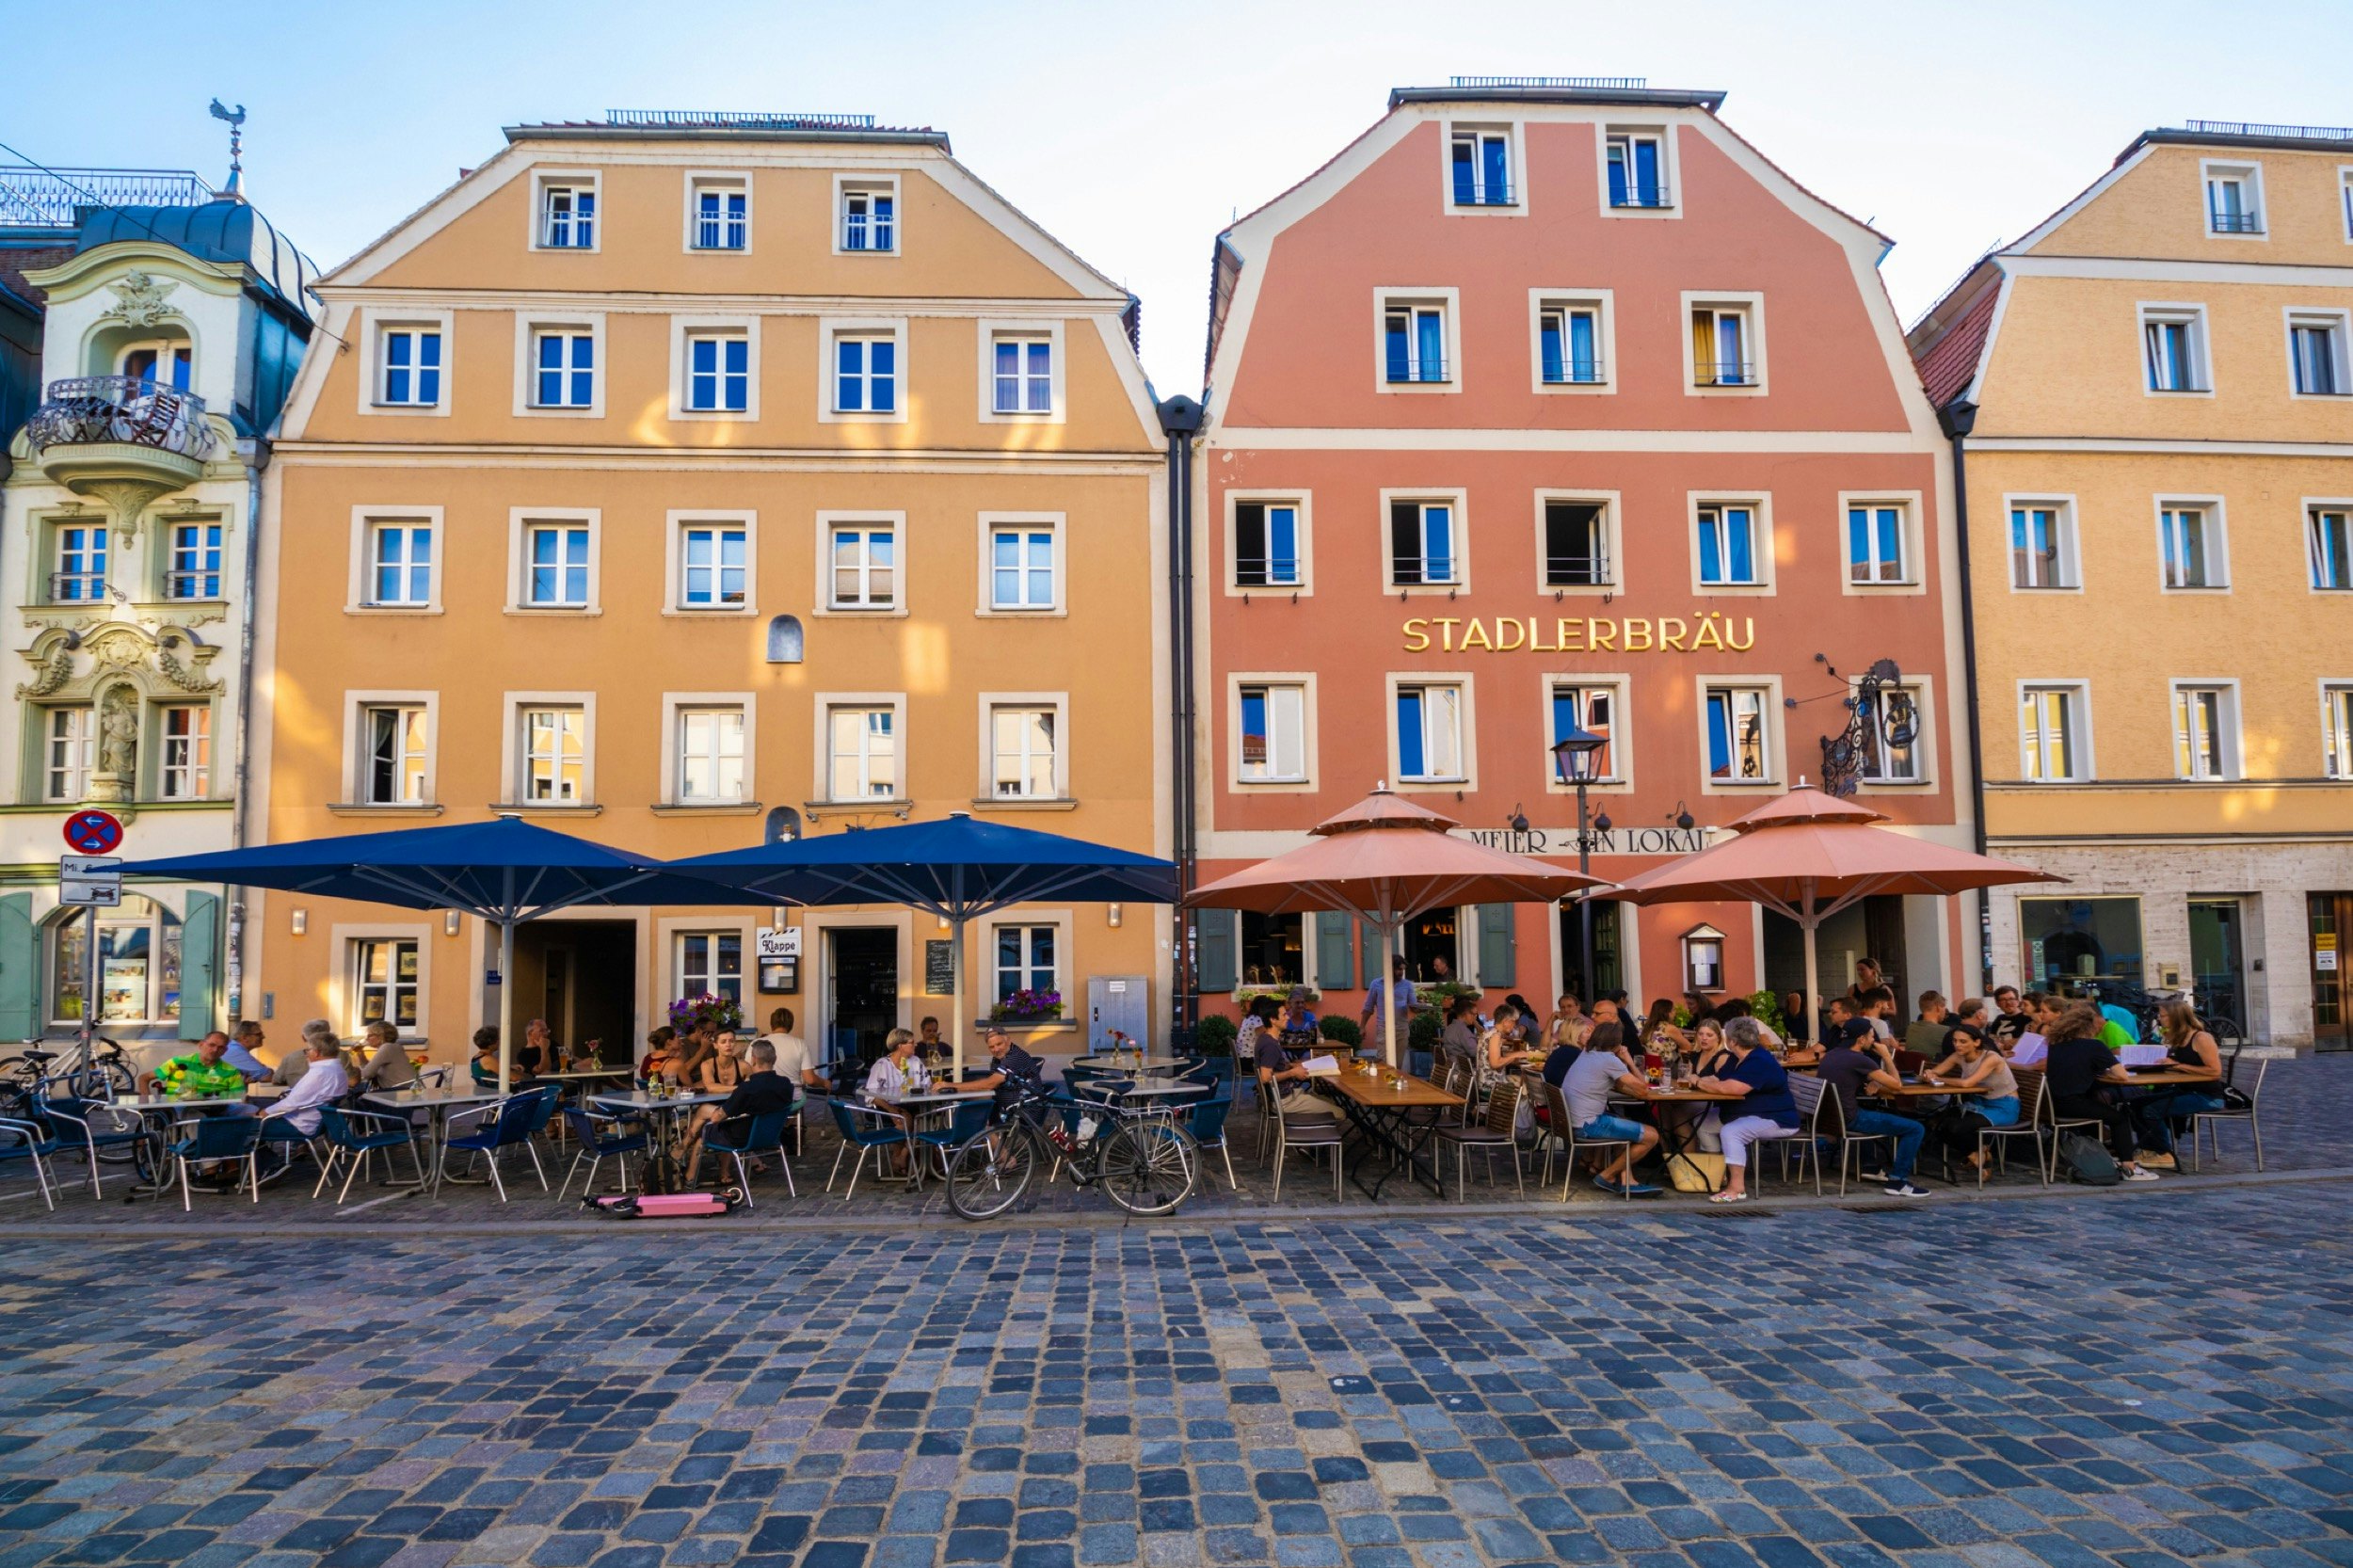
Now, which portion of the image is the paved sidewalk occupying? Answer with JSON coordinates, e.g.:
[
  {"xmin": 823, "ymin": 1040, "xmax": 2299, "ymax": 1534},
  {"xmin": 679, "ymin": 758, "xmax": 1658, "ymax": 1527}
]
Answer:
[{"xmin": 3, "ymin": 1181, "xmax": 2351, "ymax": 1568}]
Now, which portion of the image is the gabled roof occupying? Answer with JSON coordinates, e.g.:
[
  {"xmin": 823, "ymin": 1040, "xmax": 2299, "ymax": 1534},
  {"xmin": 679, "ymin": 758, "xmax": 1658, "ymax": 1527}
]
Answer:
[
  {"xmin": 1909, "ymin": 263, "xmax": 2001, "ymax": 408},
  {"xmin": 505, "ymin": 110, "xmax": 947, "ymax": 150}
]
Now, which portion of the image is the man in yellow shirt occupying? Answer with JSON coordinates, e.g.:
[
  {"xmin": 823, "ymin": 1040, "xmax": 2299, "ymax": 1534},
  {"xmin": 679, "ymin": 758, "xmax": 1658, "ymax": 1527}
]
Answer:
[{"xmin": 148, "ymin": 1034, "xmax": 249, "ymax": 1102}]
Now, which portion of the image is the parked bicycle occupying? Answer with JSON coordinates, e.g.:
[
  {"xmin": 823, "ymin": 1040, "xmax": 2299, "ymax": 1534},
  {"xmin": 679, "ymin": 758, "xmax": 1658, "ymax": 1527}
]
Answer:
[
  {"xmin": 945, "ymin": 1080, "xmax": 1197, "ymax": 1220},
  {"xmin": 0, "ymin": 1035, "xmax": 136, "ymax": 1119}
]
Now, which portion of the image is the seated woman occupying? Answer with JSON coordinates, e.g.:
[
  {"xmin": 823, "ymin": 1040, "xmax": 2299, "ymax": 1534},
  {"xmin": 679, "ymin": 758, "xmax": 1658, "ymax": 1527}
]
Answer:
[
  {"xmin": 638, "ymin": 1026, "xmax": 679, "ymax": 1087},
  {"xmin": 1924, "ymin": 1021, "xmax": 2020, "ymax": 1176},
  {"xmin": 679, "ymin": 1028, "xmax": 751, "ymax": 1175},
  {"xmin": 1687, "ymin": 1017, "xmax": 1736, "ymax": 1080},
  {"xmin": 470, "ymin": 1026, "xmax": 518, "ymax": 1091},
  {"xmin": 1636, "ymin": 999, "xmax": 1689, "ymax": 1058},
  {"xmin": 2132, "ymin": 1000, "xmax": 2226, "ymax": 1169},
  {"xmin": 1693, "ymin": 1016, "xmax": 1801, "ymax": 1203},
  {"xmin": 1235, "ymin": 996, "xmax": 1281, "ymax": 1065},
  {"xmin": 1480, "ymin": 1002, "xmax": 1540, "ymax": 1080},
  {"xmin": 861, "ymin": 1028, "xmax": 930, "ymax": 1175},
  {"xmin": 664, "ymin": 1026, "xmax": 716, "ymax": 1091},
  {"xmin": 356, "ymin": 1020, "xmax": 416, "ymax": 1092}
]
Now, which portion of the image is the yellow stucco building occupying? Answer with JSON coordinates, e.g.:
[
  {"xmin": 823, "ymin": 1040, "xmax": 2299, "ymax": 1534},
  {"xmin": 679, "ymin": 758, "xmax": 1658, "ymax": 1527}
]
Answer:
[
  {"xmin": 248, "ymin": 111, "xmax": 1169, "ymax": 1069},
  {"xmin": 1910, "ymin": 122, "xmax": 2353, "ymax": 1047}
]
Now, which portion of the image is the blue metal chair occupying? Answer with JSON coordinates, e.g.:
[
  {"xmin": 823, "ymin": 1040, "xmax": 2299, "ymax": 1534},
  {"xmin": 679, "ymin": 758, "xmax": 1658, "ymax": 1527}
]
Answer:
[
  {"xmin": 38, "ymin": 1092, "xmax": 150, "ymax": 1203},
  {"xmin": 165, "ymin": 1115, "xmax": 263, "ymax": 1209},
  {"xmin": 1187, "ymin": 1094, "xmax": 1239, "ymax": 1192},
  {"xmin": 0, "ymin": 1115, "xmax": 58, "ymax": 1210},
  {"xmin": 915, "ymin": 1097, "xmax": 993, "ymax": 1183},
  {"xmin": 556, "ymin": 1105, "xmax": 649, "ymax": 1201},
  {"xmin": 312, "ymin": 1106, "xmax": 427, "ymax": 1203},
  {"xmin": 826, "ymin": 1098, "xmax": 909, "ymax": 1198},
  {"xmin": 442, "ymin": 1086, "xmax": 556, "ymax": 1201},
  {"xmin": 705, "ymin": 1106, "xmax": 796, "ymax": 1205}
]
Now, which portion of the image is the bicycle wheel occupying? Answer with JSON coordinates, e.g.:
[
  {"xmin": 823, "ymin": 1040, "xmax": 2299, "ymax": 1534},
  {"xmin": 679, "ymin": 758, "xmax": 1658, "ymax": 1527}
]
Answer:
[
  {"xmin": 946, "ymin": 1127, "xmax": 1036, "ymax": 1221},
  {"xmin": 0, "ymin": 1058, "xmax": 36, "ymax": 1120},
  {"xmin": 1096, "ymin": 1121, "xmax": 1196, "ymax": 1216},
  {"xmin": 97, "ymin": 1057, "xmax": 136, "ymax": 1098}
]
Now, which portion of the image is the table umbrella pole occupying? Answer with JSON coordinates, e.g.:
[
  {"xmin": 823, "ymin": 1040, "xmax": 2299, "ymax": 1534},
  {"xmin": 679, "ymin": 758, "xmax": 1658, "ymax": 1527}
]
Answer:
[
  {"xmin": 1381, "ymin": 920, "xmax": 1399, "ymax": 1070},
  {"xmin": 952, "ymin": 913, "xmax": 967, "ymax": 1080},
  {"xmin": 1800, "ymin": 875, "xmax": 1818, "ymax": 1046},
  {"xmin": 498, "ymin": 866, "xmax": 516, "ymax": 1091}
]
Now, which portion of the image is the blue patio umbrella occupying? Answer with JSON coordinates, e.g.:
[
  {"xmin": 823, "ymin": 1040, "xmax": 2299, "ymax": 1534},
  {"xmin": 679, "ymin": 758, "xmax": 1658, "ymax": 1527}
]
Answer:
[
  {"xmin": 669, "ymin": 811, "xmax": 1176, "ymax": 1069},
  {"xmin": 119, "ymin": 815, "xmax": 788, "ymax": 1085}
]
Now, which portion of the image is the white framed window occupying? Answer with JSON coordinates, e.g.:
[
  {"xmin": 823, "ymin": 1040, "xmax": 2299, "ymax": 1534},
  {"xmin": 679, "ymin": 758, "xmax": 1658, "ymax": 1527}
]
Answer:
[
  {"xmin": 986, "ymin": 520, "xmax": 1059, "ymax": 611},
  {"xmin": 1233, "ymin": 502, "xmax": 1304, "ymax": 590},
  {"xmin": 166, "ymin": 520, "xmax": 222, "ymax": 601},
  {"xmin": 377, "ymin": 325, "xmax": 441, "ymax": 407},
  {"xmin": 2288, "ymin": 310, "xmax": 2351, "ymax": 398},
  {"xmin": 676, "ymin": 931, "xmax": 744, "ymax": 1006},
  {"xmin": 676, "ymin": 705, "xmax": 748, "ymax": 805},
  {"xmin": 1531, "ymin": 293, "xmax": 1611, "ymax": 389},
  {"xmin": 50, "ymin": 521, "xmax": 107, "ymax": 603},
  {"xmin": 516, "ymin": 704, "xmax": 587, "ymax": 805},
  {"xmin": 990, "ymin": 334, "xmax": 1052, "ymax": 414},
  {"xmin": 534, "ymin": 174, "xmax": 599, "ymax": 249},
  {"xmin": 1844, "ymin": 500, "xmax": 1914, "ymax": 587},
  {"xmin": 531, "ymin": 328, "xmax": 596, "ymax": 408},
  {"xmin": 1703, "ymin": 683, "xmax": 1776, "ymax": 788},
  {"xmin": 992, "ymin": 923, "xmax": 1057, "ymax": 1007},
  {"xmin": 157, "ymin": 704, "xmax": 210, "ymax": 799},
  {"xmin": 1235, "ymin": 680, "xmax": 1311, "ymax": 785},
  {"xmin": 2313, "ymin": 504, "xmax": 2353, "ymax": 591},
  {"xmin": 836, "ymin": 178, "xmax": 898, "ymax": 254},
  {"xmin": 2140, "ymin": 305, "xmax": 2211, "ymax": 394},
  {"xmin": 360, "ymin": 704, "xmax": 430, "ymax": 805},
  {"xmin": 49, "ymin": 895, "xmax": 184, "ymax": 1027},
  {"xmin": 520, "ymin": 519, "xmax": 594, "ymax": 609},
  {"xmin": 42, "ymin": 706, "xmax": 92, "ymax": 802},
  {"xmin": 365, "ymin": 520, "xmax": 435, "ymax": 607},
  {"xmin": 1855, "ymin": 680, "xmax": 1929, "ymax": 785},
  {"xmin": 2344, "ymin": 168, "xmax": 2353, "ymax": 242},
  {"xmin": 2323, "ymin": 683, "xmax": 2353, "ymax": 780},
  {"xmin": 826, "ymin": 704, "xmax": 900, "ymax": 801},
  {"xmin": 1693, "ymin": 500, "xmax": 1769, "ymax": 590},
  {"xmin": 1385, "ymin": 494, "xmax": 1465, "ymax": 589},
  {"xmin": 118, "ymin": 339, "xmax": 191, "ymax": 390},
  {"xmin": 1445, "ymin": 122, "xmax": 1518, "ymax": 211},
  {"xmin": 351, "ymin": 937, "xmax": 421, "ymax": 1032},
  {"xmin": 827, "ymin": 520, "xmax": 899, "ymax": 610},
  {"xmin": 2020, "ymin": 683, "xmax": 2091, "ymax": 783},
  {"xmin": 686, "ymin": 175, "xmax": 749, "ymax": 251},
  {"xmin": 1602, "ymin": 127, "xmax": 1673, "ymax": 212},
  {"xmin": 2156, "ymin": 500, "xmax": 2228, "ymax": 591},
  {"xmin": 685, "ymin": 331, "xmax": 750, "ymax": 412},
  {"xmin": 2172, "ymin": 682, "xmax": 2241, "ymax": 781},
  {"xmin": 987, "ymin": 702, "xmax": 1060, "ymax": 800},
  {"xmin": 833, "ymin": 332, "xmax": 898, "ymax": 413},
  {"xmin": 1541, "ymin": 496, "xmax": 1616, "ymax": 590},
  {"xmin": 1392, "ymin": 680, "xmax": 1468, "ymax": 785},
  {"xmin": 2008, "ymin": 499, "xmax": 2079, "ymax": 590},
  {"xmin": 1687, "ymin": 296, "xmax": 1762, "ymax": 390},
  {"xmin": 1547, "ymin": 680, "xmax": 1625, "ymax": 785},
  {"xmin": 2201, "ymin": 159, "xmax": 2265, "ymax": 237},
  {"xmin": 1378, "ymin": 292, "xmax": 1455, "ymax": 387},
  {"xmin": 669, "ymin": 513, "xmax": 753, "ymax": 613}
]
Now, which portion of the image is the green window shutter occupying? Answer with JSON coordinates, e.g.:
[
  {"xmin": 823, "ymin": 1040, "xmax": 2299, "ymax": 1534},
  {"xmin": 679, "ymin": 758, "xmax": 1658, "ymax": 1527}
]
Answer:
[
  {"xmin": 1313, "ymin": 912, "xmax": 1353, "ymax": 990},
  {"xmin": 1360, "ymin": 920, "xmax": 1382, "ymax": 987},
  {"xmin": 0, "ymin": 892, "xmax": 35, "ymax": 1039},
  {"xmin": 178, "ymin": 891, "xmax": 219, "ymax": 1041},
  {"xmin": 1195, "ymin": 910, "xmax": 1238, "ymax": 994},
  {"xmin": 1476, "ymin": 904, "xmax": 1516, "ymax": 989}
]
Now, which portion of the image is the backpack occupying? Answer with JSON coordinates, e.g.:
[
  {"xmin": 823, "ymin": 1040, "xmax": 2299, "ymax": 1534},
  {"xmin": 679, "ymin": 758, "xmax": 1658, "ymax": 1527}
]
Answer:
[{"xmin": 2057, "ymin": 1131, "xmax": 2121, "ymax": 1186}]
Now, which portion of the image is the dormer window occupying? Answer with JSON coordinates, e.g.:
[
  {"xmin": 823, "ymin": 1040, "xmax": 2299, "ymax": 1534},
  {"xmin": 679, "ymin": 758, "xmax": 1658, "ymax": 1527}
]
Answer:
[
  {"xmin": 540, "ymin": 183, "xmax": 596, "ymax": 248},
  {"xmin": 689, "ymin": 178, "xmax": 748, "ymax": 251},
  {"xmin": 119, "ymin": 341, "xmax": 191, "ymax": 392},
  {"xmin": 1449, "ymin": 127, "xmax": 1514, "ymax": 207},
  {"xmin": 2203, "ymin": 162, "xmax": 2265, "ymax": 236},
  {"xmin": 840, "ymin": 183, "xmax": 895, "ymax": 252},
  {"xmin": 1606, "ymin": 130, "xmax": 1670, "ymax": 209}
]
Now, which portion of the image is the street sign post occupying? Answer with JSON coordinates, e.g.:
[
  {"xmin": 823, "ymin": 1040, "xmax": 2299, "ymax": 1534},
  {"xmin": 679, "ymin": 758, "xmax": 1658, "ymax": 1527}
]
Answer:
[
  {"xmin": 59, "ymin": 855, "xmax": 122, "ymax": 908},
  {"xmin": 59, "ymin": 810, "xmax": 125, "ymax": 1065}
]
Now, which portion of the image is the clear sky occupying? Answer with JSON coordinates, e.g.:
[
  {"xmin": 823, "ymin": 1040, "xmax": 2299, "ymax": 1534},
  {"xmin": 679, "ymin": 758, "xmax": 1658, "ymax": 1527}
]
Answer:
[{"xmin": 5, "ymin": 0, "xmax": 2345, "ymax": 393}]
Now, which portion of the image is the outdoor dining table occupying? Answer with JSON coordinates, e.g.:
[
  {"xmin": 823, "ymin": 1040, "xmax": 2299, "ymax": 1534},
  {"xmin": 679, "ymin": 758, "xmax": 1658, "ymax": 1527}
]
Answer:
[
  {"xmin": 109, "ymin": 1088, "xmax": 283, "ymax": 1198},
  {"xmin": 363, "ymin": 1085, "xmax": 506, "ymax": 1196},
  {"xmin": 589, "ymin": 1090, "xmax": 728, "ymax": 1185},
  {"xmin": 1318, "ymin": 1063, "xmax": 1462, "ymax": 1202},
  {"xmin": 886, "ymin": 1088, "xmax": 991, "ymax": 1186},
  {"xmin": 2121, "ymin": 1066, "xmax": 2223, "ymax": 1086},
  {"xmin": 1611, "ymin": 1083, "xmax": 1746, "ymax": 1192},
  {"xmin": 1075, "ymin": 1055, "xmax": 1189, "ymax": 1076}
]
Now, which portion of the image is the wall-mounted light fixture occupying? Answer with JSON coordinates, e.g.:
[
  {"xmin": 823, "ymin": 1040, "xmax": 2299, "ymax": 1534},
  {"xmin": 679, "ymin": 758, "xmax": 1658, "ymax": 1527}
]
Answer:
[
  {"xmin": 1106, "ymin": 903, "xmax": 1123, "ymax": 928},
  {"xmin": 290, "ymin": 908, "xmax": 308, "ymax": 936},
  {"xmin": 936, "ymin": 915, "xmax": 952, "ymax": 932},
  {"xmin": 444, "ymin": 910, "xmax": 462, "ymax": 936}
]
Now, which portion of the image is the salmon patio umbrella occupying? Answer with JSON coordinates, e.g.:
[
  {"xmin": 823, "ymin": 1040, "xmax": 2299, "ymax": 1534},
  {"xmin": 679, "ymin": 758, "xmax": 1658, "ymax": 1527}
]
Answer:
[
  {"xmin": 1605, "ymin": 785, "xmax": 2063, "ymax": 1027},
  {"xmin": 1188, "ymin": 788, "xmax": 1607, "ymax": 1067}
]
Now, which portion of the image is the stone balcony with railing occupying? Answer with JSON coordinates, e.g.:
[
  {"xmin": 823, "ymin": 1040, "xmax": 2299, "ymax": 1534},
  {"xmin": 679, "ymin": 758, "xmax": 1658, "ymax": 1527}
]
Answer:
[{"xmin": 24, "ymin": 375, "xmax": 218, "ymax": 520}]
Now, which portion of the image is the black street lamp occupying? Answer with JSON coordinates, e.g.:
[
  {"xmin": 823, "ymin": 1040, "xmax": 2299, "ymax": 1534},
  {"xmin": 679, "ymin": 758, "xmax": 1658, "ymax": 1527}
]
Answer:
[{"xmin": 1552, "ymin": 723, "xmax": 1608, "ymax": 1006}]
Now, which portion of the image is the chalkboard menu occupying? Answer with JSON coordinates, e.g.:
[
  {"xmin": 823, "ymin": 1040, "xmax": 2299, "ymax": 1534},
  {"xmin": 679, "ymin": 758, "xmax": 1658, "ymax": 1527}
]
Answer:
[{"xmin": 924, "ymin": 940, "xmax": 957, "ymax": 995}]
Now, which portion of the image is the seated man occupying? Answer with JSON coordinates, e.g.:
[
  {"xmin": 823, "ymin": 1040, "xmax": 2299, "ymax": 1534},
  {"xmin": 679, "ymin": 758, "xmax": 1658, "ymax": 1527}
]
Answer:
[
  {"xmin": 1558, "ymin": 1023, "xmax": 1660, "ymax": 1196},
  {"xmin": 261, "ymin": 1034, "xmax": 350, "ymax": 1148},
  {"xmin": 1989, "ymin": 985, "xmax": 2034, "ymax": 1049},
  {"xmin": 221, "ymin": 1022, "xmax": 273, "ymax": 1082},
  {"xmin": 1253, "ymin": 1003, "xmax": 1337, "ymax": 1131},
  {"xmin": 760, "ymin": 1007, "xmax": 834, "ymax": 1095},
  {"xmin": 690, "ymin": 1038, "xmax": 798, "ymax": 1183},
  {"xmin": 149, "ymin": 1033, "xmax": 251, "ymax": 1109},
  {"xmin": 1903, "ymin": 993, "xmax": 1952, "ymax": 1060},
  {"xmin": 961, "ymin": 1027, "xmax": 1047, "ymax": 1116},
  {"xmin": 1816, "ymin": 1018, "xmax": 1929, "ymax": 1198},
  {"xmin": 274, "ymin": 1020, "xmax": 334, "ymax": 1087},
  {"xmin": 520, "ymin": 1018, "xmax": 553, "ymax": 1078}
]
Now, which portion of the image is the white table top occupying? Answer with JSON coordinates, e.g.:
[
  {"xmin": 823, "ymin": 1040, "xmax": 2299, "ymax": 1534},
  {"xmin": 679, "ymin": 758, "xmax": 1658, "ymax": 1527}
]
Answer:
[
  {"xmin": 1110, "ymin": 1081, "xmax": 1211, "ymax": 1100},
  {"xmin": 1075, "ymin": 1057, "xmax": 1190, "ymax": 1072},
  {"xmin": 537, "ymin": 1066, "xmax": 632, "ymax": 1080},
  {"xmin": 112, "ymin": 1093, "xmax": 262, "ymax": 1113},
  {"xmin": 364, "ymin": 1086, "xmax": 505, "ymax": 1109},
  {"xmin": 591, "ymin": 1090, "xmax": 728, "ymax": 1111},
  {"xmin": 890, "ymin": 1089, "xmax": 989, "ymax": 1109}
]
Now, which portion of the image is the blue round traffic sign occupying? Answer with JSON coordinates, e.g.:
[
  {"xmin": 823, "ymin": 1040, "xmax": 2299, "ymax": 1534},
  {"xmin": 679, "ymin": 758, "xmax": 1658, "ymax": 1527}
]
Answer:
[{"xmin": 64, "ymin": 809, "xmax": 123, "ymax": 856}]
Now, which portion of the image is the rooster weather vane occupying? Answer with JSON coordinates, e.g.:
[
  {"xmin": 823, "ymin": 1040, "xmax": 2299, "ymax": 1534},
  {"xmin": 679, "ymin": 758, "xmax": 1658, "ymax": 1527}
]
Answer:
[
  {"xmin": 209, "ymin": 99, "xmax": 245, "ymax": 196},
  {"xmin": 1820, "ymin": 657, "xmax": 1916, "ymax": 798}
]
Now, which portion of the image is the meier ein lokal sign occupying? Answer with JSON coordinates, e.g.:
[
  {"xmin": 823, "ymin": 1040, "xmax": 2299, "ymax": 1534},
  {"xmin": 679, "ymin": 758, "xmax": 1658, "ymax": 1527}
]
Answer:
[{"xmin": 1461, "ymin": 825, "xmax": 1713, "ymax": 857}]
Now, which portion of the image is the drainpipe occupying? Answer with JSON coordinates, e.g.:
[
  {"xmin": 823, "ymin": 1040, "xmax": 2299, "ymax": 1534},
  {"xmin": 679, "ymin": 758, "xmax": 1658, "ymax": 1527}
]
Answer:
[
  {"xmin": 1157, "ymin": 394, "xmax": 1204, "ymax": 1034},
  {"xmin": 225, "ymin": 439, "xmax": 267, "ymax": 1023},
  {"xmin": 1937, "ymin": 398, "xmax": 1992, "ymax": 991}
]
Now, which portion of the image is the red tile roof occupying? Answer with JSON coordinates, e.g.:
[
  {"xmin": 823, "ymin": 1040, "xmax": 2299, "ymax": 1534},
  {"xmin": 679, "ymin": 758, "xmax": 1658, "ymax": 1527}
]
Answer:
[{"xmin": 1912, "ymin": 281, "xmax": 1998, "ymax": 409}]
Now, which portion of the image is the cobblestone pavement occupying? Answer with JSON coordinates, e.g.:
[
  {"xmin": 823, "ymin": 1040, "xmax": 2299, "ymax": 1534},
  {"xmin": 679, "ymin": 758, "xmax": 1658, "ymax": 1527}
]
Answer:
[
  {"xmin": 3, "ymin": 1181, "xmax": 2352, "ymax": 1568},
  {"xmin": 0, "ymin": 1054, "xmax": 2329, "ymax": 1232}
]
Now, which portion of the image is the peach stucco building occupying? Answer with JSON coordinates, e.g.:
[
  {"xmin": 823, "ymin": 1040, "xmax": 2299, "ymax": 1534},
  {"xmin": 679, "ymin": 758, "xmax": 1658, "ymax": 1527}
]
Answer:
[
  {"xmin": 1191, "ymin": 80, "xmax": 1969, "ymax": 1030},
  {"xmin": 247, "ymin": 111, "xmax": 1168, "ymax": 1069}
]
